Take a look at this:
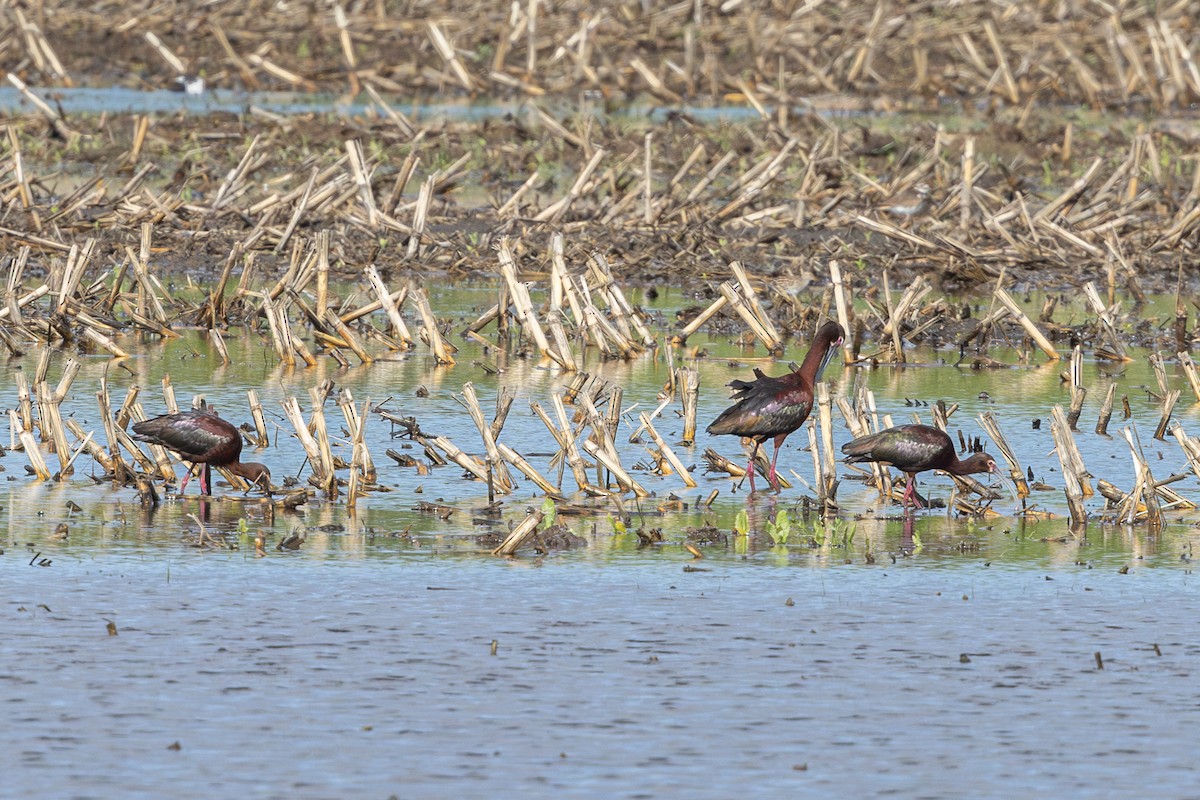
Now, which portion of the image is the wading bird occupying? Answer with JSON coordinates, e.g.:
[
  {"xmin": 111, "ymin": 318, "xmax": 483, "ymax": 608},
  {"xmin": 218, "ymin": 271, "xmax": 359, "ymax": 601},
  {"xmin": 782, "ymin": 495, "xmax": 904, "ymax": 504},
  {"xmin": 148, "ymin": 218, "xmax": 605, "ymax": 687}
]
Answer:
[
  {"xmin": 841, "ymin": 423, "xmax": 996, "ymax": 508},
  {"xmin": 133, "ymin": 410, "xmax": 270, "ymax": 495},
  {"xmin": 708, "ymin": 321, "xmax": 845, "ymax": 493}
]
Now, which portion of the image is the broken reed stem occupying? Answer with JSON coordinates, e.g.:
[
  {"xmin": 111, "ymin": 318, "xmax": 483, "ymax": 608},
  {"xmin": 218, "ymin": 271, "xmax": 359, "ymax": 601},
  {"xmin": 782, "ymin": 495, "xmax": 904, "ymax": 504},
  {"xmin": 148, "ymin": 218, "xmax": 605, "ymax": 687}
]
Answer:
[
  {"xmin": 718, "ymin": 281, "xmax": 781, "ymax": 352},
  {"xmin": 1170, "ymin": 423, "xmax": 1200, "ymax": 483},
  {"xmin": 545, "ymin": 395, "xmax": 591, "ymax": 491},
  {"xmin": 1120, "ymin": 424, "xmax": 1163, "ymax": 529},
  {"xmin": 491, "ymin": 385, "xmax": 517, "ymax": 440},
  {"xmin": 828, "ymin": 260, "xmax": 855, "ymax": 364},
  {"xmin": 534, "ymin": 147, "xmax": 607, "ymax": 223},
  {"xmin": 1067, "ymin": 345, "xmax": 1086, "ymax": 430},
  {"xmin": 247, "ymin": 389, "xmax": 269, "ymax": 446},
  {"xmin": 1050, "ymin": 405, "xmax": 1088, "ymax": 532},
  {"xmin": 406, "ymin": 175, "xmax": 433, "ymax": 260},
  {"xmin": 1149, "ymin": 352, "xmax": 1169, "ymax": 395},
  {"xmin": 210, "ymin": 326, "xmax": 230, "ymax": 364},
  {"xmin": 307, "ymin": 387, "xmax": 338, "ymax": 497},
  {"xmin": 10, "ymin": 409, "xmax": 50, "ymax": 479},
  {"xmin": 96, "ymin": 380, "xmax": 127, "ymax": 481},
  {"xmin": 816, "ymin": 381, "xmax": 837, "ymax": 508},
  {"xmin": 431, "ymin": 434, "xmax": 489, "ymax": 481},
  {"xmin": 14, "ymin": 371, "xmax": 33, "ymax": 432},
  {"xmin": 161, "ymin": 375, "xmax": 178, "ymax": 414},
  {"xmin": 281, "ymin": 396, "xmax": 328, "ymax": 485},
  {"xmin": 585, "ymin": 253, "xmax": 647, "ymax": 348},
  {"xmin": 545, "ymin": 308, "xmax": 579, "ymax": 372},
  {"xmin": 1095, "ymin": 382, "xmax": 1117, "ymax": 435},
  {"xmin": 492, "ymin": 508, "xmax": 544, "ymax": 556},
  {"xmin": 1154, "ymin": 390, "xmax": 1181, "ymax": 441},
  {"xmin": 729, "ymin": 261, "xmax": 783, "ymax": 348},
  {"xmin": 807, "ymin": 423, "xmax": 824, "ymax": 505},
  {"xmin": 639, "ymin": 412, "xmax": 697, "ymax": 487},
  {"xmin": 1179, "ymin": 352, "xmax": 1200, "ymax": 403},
  {"xmin": 993, "ymin": 286, "xmax": 1059, "ymax": 360},
  {"xmin": 411, "ymin": 285, "xmax": 454, "ymax": 365},
  {"xmin": 679, "ymin": 367, "xmax": 699, "ymax": 445},
  {"xmin": 261, "ymin": 293, "xmax": 296, "ymax": 366},
  {"xmin": 35, "ymin": 381, "xmax": 71, "ymax": 474},
  {"xmin": 674, "ymin": 295, "xmax": 727, "ymax": 343},
  {"xmin": 64, "ymin": 418, "xmax": 112, "ymax": 473},
  {"xmin": 1083, "ymin": 281, "xmax": 1131, "ymax": 361},
  {"xmin": 339, "ymin": 393, "xmax": 375, "ymax": 500},
  {"xmin": 324, "ymin": 309, "xmax": 374, "ymax": 365},
  {"xmin": 460, "ymin": 382, "xmax": 513, "ymax": 493},
  {"xmin": 577, "ymin": 392, "xmax": 648, "ymax": 497},
  {"xmin": 364, "ymin": 265, "xmax": 413, "ymax": 348},
  {"xmin": 496, "ymin": 237, "xmax": 553, "ymax": 357},
  {"xmin": 977, "ymin": 410, "xmax": 1030, "ymax": 500},
  {"xmin": 497, "ymin": 442, "xmax": 562, "ymax": 497},
  {"xmin": 882, "ymin": 270, "xmax": 904, "ymax": 362},
  {"xmin": 581, "ymin": 438, "xmax": 650, "ymax": 497}
]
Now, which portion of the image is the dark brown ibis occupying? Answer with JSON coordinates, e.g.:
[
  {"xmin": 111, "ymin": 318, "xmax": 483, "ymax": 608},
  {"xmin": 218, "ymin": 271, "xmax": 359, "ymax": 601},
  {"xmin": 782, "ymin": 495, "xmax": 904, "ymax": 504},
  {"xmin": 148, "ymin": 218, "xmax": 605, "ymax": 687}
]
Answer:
[
  {"xmin": 841, "ymin": 423, "xmax": 997, "ymax": 508},
  {"xmin": 707, "ymin": 321, "xmax": 845, "ymax": 493},
  {"xmin": 132, "ymin": 410, "xmax": 270, "ymax": 495}
]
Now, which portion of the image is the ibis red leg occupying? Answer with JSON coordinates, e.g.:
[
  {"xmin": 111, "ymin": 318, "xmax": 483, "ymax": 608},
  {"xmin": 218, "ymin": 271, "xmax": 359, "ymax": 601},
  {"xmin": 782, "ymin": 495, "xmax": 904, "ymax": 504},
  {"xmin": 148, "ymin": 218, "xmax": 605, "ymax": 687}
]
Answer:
[
  {"xmin": 768, "ymin": 437, "xmax": 783, "ymax": 493},
  {"xmin": 746, "ymin": 441, "xmax": 760, "ymax": 494}
]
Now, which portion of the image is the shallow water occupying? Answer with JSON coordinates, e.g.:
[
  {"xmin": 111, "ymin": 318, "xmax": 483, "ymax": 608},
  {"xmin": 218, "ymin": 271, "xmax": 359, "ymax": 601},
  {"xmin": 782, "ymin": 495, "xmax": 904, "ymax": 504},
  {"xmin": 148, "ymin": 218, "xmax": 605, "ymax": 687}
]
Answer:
[
  {"xmin": 6, "ymin": 549, "xmax": 1199, "ymax": 799},
  {"xmin": 0, "ymin": 85, "xmax": 809, "ymax": 122},
  {"xmin": 4, "ymin": 283, "xmax": 1200, "ymax": 797}
]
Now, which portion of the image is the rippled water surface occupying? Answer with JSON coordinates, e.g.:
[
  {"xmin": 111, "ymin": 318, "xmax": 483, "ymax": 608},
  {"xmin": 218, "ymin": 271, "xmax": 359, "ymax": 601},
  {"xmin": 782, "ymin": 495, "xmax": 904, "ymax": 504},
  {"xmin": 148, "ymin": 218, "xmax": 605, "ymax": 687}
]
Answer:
[
  {"xmin": 7, "ymin": 550, "xmax": 1199, "ymax": 799},
  {"xmin": 4, "ymin": 284, "xmax": 1200, "ymax": 798}
]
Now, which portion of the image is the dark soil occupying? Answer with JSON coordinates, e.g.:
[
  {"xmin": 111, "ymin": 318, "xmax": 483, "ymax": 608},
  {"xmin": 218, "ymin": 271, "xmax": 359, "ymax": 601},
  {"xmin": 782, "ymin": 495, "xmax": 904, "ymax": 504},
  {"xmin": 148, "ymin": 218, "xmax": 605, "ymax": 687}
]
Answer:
[{"xmin": 1, "ymin": 2, "xmax": 1197, "ymax": 329}]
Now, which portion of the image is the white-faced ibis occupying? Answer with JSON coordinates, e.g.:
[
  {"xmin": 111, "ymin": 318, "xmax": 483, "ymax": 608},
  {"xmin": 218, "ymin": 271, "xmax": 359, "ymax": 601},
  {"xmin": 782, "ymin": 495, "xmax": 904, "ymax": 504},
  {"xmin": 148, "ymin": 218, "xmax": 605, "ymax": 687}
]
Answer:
[
  {"xmin": 707, "ymin": 321, "xmax": 845, "ymax": 493},
  {"xmin": 132, "ymin": 410, "xmax": 270, "ymax": 495},
  {"xmin": 841, "ymin": 423, "xmax": 997, "ymax": 508}
]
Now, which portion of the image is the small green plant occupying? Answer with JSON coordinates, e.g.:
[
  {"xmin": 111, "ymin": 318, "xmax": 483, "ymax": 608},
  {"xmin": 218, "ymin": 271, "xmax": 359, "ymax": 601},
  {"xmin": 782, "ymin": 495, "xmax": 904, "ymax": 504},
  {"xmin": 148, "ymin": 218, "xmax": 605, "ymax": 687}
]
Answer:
[
  {"xmin": 810, "ymin": 516, "xmax": 856, "ymax": 548},
  {"xmin": 733, "ymin": 508, "xmax": 749, "ymax": 536},
  {"xmin": 540, "ymin": 497, "xmax": 557, "ymax": 528},
  {"xmin": 764, "ymin": 509, "xmax": 792, "ymax": 545}
]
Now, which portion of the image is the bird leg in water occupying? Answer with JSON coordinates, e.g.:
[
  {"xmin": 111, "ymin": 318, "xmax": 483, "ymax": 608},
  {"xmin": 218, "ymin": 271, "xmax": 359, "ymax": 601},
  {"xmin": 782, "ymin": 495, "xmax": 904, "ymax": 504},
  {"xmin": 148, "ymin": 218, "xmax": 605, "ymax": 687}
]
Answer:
[
  {"xmin": 178, "ymin": 463, "xmax": 195, "ymax": 493},
  {"xmin": 746, "ymin": 440, "xmax": 760, "ymax": 494},
  {"xmin": 768, "ymin": 434, "xmax": 785, "ymax": 493},
  {"xmin": 903, "ymin": 473, "xmax": 924, "ymax": 509},
  {"xmin": 201, "ymin": 463, "xmax": 212, "ymax": 496}
]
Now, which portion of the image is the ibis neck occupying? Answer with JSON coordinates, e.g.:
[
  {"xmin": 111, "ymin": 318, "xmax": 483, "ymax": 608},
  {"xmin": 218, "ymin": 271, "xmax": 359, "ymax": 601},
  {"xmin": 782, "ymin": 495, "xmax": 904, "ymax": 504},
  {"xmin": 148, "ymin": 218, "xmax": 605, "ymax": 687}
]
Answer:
[{"xmin": 796, "ymin": 335, "xmax": 834, "ymax": 387}]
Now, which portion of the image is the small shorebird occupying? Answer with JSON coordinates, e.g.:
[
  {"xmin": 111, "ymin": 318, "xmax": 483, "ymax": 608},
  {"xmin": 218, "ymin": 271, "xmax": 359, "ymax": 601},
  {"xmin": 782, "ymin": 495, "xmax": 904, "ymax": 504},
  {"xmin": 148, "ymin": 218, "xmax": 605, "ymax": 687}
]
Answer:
[{"xmin": 881, "ymin": 182, "xmax": 933, "ymax": 222}]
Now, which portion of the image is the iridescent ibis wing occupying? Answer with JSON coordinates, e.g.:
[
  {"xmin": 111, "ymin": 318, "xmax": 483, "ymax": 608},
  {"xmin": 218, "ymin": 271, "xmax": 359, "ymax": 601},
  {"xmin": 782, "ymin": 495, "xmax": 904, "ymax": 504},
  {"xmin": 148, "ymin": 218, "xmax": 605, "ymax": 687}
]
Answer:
[
  {"xmin": 132, "ymin": 411, "xmax": 243, "ymax": 466},
  {"xmin": 840, "ymin": 424, "xmax": 955, "ymax": 473},
  {"xmin": 706, "ymin": 371, "xmax": 813, "ymax": 442}
]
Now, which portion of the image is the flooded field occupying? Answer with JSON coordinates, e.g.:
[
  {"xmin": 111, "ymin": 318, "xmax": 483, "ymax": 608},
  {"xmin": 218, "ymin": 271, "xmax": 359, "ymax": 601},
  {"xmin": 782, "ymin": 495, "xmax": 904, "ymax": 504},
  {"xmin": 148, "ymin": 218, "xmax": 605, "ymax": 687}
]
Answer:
[
  {"xmin": 6, "ymin": 2, "xmax": 1200, "ymax": 795},
  {"xmin": 8, "ymin": 541, "xmax": 1200, "ymax": 799},
  {"xmin": 5, "ymin": 280, "xmax": 1200, "ymax": 798}
]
